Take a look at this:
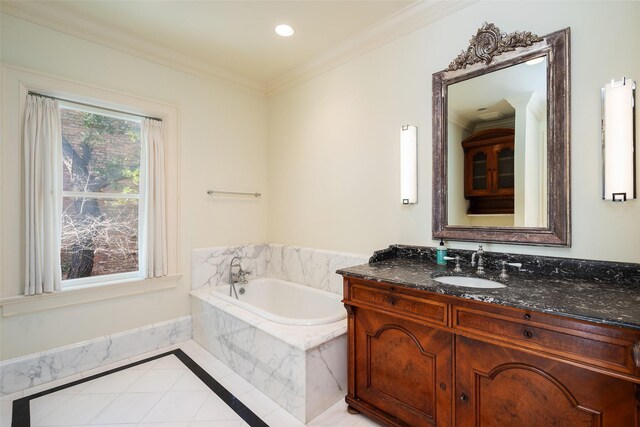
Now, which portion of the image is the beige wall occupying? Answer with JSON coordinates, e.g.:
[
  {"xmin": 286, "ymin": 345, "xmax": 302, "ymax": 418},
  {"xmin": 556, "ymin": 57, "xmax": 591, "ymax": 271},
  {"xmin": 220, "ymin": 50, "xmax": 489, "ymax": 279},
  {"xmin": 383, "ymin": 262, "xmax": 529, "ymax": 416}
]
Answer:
[
  {"xmin": 2, "ymin": 1, "xmax": 639, "ymax": 360},
  {"xmin": 267, "ymin": 1, "xmax": 640, "ymax": 263},
  {"xmin": 0, "ymin": 13, "xmax": 268, "ymax": 359}
]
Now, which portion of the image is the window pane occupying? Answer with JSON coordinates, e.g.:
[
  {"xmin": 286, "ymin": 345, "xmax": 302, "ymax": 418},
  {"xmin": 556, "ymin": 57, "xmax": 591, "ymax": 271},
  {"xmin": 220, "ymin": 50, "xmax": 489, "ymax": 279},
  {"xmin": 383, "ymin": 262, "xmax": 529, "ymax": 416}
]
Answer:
[
  {"xmin": 61, "ymin": 108, "xmax": 141, "ymax": 194},
  {"xmin": 61, "ymin": 197, "xmax": 139, "ymax": 280}
]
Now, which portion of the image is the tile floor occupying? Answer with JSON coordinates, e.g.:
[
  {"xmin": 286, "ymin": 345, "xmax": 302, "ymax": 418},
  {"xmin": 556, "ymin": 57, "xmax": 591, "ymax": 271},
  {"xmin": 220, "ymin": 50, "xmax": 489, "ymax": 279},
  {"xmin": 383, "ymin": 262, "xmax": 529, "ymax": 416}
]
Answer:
[{"xmin": 0, "ymin": 340, "xmax": 384, "ymax": 427}]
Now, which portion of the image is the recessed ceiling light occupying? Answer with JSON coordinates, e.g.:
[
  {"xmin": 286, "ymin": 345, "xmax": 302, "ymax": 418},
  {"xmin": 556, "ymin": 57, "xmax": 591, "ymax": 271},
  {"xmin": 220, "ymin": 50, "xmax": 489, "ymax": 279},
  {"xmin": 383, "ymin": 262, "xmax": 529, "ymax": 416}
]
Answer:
[
  {"xmin": 275, "ymin": 24, "xmax": 294, "ymax": 37},
  {"xmin": 478, "ymin": 111, "xmax": 505, "ymax": 121}
]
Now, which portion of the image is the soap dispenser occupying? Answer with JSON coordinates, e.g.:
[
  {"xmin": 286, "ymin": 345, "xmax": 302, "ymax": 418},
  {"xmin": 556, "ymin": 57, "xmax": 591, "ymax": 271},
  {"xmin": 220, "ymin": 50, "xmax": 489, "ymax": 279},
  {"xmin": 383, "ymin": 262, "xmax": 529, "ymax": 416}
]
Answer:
[{"xmin": 436, "ymin": 239, "xmax": 448, "ymax": 265}]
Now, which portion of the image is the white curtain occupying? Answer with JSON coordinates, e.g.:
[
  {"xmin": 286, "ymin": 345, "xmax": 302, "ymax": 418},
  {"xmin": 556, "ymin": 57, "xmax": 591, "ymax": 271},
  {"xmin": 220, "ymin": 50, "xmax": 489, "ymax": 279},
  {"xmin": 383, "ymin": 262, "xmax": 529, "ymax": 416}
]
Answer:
[
  {"xmin": 142, "ymin": 118, "xmax": 168, "ymax": 278},
  {"xmin": 24, "ymin": 95, "xmax": 62, "ymax": 295}
]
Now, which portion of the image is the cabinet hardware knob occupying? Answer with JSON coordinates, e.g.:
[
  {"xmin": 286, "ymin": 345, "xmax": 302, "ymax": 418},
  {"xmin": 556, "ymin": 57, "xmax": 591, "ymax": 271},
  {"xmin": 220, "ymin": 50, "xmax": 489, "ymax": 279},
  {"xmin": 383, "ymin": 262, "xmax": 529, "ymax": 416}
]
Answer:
[
  {"xmin": 523, "ymin": 329, "xmax": 534, "ymax": 339},
  {"xmin": 523, "ymin": 314, "xmax": 531, "ymax": 320},
  {"xmin": 387, "ymin": 296, "xmax": 398, "ymax": 306},
  {"xmin": 460, "ymin": 393, "xmax": 469, "ymax": 401},
  {"xmin": 440, "ymin": 382, "xmax": 446, "ymax": 390}
]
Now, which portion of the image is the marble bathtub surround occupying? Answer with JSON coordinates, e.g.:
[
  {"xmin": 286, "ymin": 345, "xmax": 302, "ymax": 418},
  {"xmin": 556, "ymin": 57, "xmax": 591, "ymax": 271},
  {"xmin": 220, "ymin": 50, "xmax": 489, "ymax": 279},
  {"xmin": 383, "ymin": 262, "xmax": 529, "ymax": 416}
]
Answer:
[
  {"xmin": 0, "ymin": 316, "xmax": 192, "ymax": 396},
  {"xmin": 190, "ymin": 290, "xmax": 347, "ymax": 423},
  {"xmin": 340, "ymin": 245, "xmax": 640, "ymax": 330},
  {"xmin": 371, "ymin": 244, "xmax": 640, "ymax": 285},
  {"xmin": 191, "ymin": 244, "xmax": 270, "ymax": 290},
  {"xmin": 192, "ymin": 243, "xmax": 369, "ymax": 294},
  {"xmin": 267, "ymin": 244, "xmax": 369, "ymax": 294},
  {"xmin": 188, "ymin": 244, "xmax": 366, "ymax": 422},
  {"xmin": 190, "ymin": 289, "xmax": 346, "ymax": 351}
]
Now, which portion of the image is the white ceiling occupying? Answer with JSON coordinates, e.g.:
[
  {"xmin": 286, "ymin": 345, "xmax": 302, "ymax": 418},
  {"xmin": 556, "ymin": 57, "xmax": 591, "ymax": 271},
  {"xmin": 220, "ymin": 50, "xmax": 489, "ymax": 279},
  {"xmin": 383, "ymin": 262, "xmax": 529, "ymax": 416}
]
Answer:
[
  {"xmin": 31, "ymin": 0, "xmax": 416, "ymax": 84},
  {"xmin": 2, "ymin": 1, "xmax": 479, "ymax": 92},
  {"xmin": 449, "ymin": 59, "xmax": 548, "ymax": 127}
]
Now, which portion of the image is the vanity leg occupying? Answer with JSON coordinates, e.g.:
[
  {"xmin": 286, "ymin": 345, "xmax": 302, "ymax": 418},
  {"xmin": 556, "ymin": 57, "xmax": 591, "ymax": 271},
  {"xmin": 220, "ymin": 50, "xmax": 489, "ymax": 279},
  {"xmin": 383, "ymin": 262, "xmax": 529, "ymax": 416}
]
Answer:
[{"xmin": 347, "ymin": 406, "xmax": 360, "ymax": 415}]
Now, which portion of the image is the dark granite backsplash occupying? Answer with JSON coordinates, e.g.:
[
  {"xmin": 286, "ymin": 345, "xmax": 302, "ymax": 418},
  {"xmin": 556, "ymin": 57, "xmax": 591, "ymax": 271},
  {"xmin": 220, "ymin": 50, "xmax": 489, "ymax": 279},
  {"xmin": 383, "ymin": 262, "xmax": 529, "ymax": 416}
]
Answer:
[{"xmin": 370, "ymin": 244, "xmax": 640, "ymax": 286}]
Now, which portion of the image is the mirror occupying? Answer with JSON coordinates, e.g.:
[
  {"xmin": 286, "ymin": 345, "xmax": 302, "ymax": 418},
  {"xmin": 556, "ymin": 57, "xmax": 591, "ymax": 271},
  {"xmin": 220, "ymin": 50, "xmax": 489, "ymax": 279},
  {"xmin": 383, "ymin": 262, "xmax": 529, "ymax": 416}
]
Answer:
[{"xmin": 432, "ymin": 24, "xmax": 570, "ymax": 246}]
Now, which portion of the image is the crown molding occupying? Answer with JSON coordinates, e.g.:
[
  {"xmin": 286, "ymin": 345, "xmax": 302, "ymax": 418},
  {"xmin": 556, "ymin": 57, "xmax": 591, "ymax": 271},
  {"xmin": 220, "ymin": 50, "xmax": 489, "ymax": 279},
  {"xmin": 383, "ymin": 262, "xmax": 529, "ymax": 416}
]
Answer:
[
  {"xmin": 0, "ymin": 1, "xmax": 267, "ymax": 94},
  {"xmin": 1, "ymin": 1, "xmax": 477, "ymax": 97},
  {"xmin": 266, "ymin": 0, "xmax": 478, "ymax": 94},
  {"xmin": 448, "ymin": 110, "xmax": 473, "ymax": 132}
]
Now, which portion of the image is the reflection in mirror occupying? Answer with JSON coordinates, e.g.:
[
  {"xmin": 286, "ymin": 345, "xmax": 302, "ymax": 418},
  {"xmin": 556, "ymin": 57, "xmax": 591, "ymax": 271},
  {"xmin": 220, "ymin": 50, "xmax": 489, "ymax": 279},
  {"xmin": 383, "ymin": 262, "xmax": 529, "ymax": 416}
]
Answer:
[{"xmin": 447, "ymin": 59, "xmax": 548, "ymax": 228}]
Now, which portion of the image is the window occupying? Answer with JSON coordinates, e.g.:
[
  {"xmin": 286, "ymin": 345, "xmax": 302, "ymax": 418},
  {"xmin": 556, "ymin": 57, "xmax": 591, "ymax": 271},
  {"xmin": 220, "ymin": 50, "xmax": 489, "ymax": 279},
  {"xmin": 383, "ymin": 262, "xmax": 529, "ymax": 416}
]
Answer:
[
  {"xmin": 4, "ymin": 66, "xmax": 180, "ymax": 304},
  {"xmin": 59, "ymin": 103, "xmax": 146, "ymax": 287}
]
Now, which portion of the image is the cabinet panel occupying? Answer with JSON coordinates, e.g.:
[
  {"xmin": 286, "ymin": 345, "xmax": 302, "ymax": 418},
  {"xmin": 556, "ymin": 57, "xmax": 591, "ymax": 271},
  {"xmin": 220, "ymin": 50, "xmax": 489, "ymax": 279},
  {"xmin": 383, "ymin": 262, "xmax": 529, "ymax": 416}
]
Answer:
[
  {"xmin": 495, "ymin": 144, "xmax": 515, "ymax": 190},
  {"xmin": 469, "ymin": 148, "xmax": 489, "ymax": 193},
  {"xmin": 350, "ymin": 283, "xmax": 448, "ymax": 326},
  {"xmin": 453, "ymin": 304, "xmax": 638, "ymax": 376},
  {"xmin": 352, "ymin": 307, "xmax": 452, "ymax": 426},
  {"xmin": 456, "ymin": 335, "xmax": 636, "ymax": 427}
]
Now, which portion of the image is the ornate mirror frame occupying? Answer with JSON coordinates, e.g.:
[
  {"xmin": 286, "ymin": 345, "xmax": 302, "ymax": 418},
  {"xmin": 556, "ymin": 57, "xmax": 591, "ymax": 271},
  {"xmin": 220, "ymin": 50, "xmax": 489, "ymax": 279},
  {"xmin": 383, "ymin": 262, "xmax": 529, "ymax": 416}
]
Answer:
[{"xmin": 432, "ymin": 24, "xmax": 571, "ymax": 246}]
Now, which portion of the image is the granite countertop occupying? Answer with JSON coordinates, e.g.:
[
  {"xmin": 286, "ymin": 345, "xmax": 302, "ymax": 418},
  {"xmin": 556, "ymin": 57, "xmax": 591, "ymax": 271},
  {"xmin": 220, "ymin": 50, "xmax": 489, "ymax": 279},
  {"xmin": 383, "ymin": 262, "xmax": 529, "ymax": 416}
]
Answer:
[{"xmin": 337, "ymin": 246, "xmax": 640, "ymax": 331}]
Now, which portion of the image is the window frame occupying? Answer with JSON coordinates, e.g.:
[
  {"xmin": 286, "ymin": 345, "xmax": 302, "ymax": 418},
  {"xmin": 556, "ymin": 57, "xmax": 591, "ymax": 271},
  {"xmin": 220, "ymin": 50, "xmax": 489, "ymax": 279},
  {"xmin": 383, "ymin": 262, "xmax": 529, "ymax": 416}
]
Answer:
[{"xmin": 0, "ymin": 65, "xmax": 181, "ymax": 313}]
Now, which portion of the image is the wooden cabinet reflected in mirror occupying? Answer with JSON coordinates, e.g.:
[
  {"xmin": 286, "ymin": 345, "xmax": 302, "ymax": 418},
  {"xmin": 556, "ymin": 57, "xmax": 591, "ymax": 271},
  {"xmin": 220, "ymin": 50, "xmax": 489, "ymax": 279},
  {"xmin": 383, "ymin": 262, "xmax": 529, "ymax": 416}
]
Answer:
[
  {"xmin": 432, "ymin": 24, "xmax": 570, "ymax": 246},
  {"xmin": 462, "ymin": 128, "xmax": 515, "ymax": 216}
]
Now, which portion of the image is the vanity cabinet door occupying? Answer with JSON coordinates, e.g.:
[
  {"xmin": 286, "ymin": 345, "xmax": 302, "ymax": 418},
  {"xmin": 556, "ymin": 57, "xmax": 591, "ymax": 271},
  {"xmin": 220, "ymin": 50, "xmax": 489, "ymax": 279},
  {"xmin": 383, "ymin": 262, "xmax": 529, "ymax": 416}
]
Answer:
[
  {"xmin": 455, "ymin": 335, "xmax": 636, "ymax": 427},
  {"xmin": 350, "ymin": 307, "xmax": 452, "ymax": 426}
]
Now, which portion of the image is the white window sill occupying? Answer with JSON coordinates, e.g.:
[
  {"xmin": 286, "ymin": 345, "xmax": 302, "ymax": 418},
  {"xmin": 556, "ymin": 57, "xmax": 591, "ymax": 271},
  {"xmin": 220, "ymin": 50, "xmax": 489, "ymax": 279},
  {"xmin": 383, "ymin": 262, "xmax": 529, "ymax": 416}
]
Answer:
[{"xmin": 0, "ymin": 274, "xmax": 182, "ymax": 317}]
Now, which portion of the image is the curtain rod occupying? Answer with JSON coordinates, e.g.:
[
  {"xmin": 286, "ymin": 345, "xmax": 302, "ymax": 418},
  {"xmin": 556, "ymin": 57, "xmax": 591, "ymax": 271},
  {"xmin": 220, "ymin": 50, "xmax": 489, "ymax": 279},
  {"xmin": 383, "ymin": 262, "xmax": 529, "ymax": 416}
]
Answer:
[{"xmin": 27, "ymin": 91, "xmax": 162, "ymax": 121}]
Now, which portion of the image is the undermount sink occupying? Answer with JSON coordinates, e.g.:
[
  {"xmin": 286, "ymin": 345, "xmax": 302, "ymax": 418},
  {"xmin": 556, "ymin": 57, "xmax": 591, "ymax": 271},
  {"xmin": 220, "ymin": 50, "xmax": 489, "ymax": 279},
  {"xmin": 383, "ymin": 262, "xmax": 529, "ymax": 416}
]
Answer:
[{"xmin": 433, "ymin": 276, "xmax": 506, "ymax": 289}]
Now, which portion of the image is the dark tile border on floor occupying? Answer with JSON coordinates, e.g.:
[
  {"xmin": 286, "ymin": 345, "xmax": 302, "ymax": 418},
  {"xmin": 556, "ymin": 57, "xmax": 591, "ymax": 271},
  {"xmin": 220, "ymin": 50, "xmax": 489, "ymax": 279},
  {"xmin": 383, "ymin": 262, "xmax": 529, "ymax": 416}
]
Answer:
[{"xmin": 12, "ymin": 348, "xmax": 269, "ymax": 427}]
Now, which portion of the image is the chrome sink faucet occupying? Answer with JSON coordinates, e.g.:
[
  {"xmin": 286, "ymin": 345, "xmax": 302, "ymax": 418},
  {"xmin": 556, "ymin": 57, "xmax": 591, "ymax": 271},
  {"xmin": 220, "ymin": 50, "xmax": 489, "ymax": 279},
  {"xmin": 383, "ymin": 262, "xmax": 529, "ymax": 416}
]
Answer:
[{"xmin": 471, "ymin": 245, "xmax": 485, "ymax": 275}]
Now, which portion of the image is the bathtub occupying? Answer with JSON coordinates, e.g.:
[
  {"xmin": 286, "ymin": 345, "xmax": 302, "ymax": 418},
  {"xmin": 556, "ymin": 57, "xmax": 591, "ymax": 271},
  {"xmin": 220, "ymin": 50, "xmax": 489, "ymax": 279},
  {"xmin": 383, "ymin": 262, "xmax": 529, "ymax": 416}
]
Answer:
[
  {"xmin": 213, "ymin": 278, "xmax": 346, "ymax": 326},
  {"xmin": 190, "ymin": 278, "xmax": 347, "ymax": 423}
]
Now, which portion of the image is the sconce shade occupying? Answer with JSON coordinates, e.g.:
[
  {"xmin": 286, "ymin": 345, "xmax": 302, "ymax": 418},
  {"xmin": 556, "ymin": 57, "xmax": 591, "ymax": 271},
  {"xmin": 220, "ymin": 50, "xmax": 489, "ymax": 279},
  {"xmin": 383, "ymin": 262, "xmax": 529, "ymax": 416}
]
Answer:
[
  {"xmin": 400, "ymin": 125, "xmax": 417, "ymax": 204},
  {"xmin": 602, "ymin": 77, "xmax": 636, "ymax": 201}
]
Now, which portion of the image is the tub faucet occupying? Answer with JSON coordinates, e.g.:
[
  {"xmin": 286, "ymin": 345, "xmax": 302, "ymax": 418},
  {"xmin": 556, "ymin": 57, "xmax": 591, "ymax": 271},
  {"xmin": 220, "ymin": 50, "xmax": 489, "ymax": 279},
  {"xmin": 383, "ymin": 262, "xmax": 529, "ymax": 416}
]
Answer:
[
  {"xmin": 229, "ymin": 257, "xmax": 251, "ymax": 284},
  {"xmin": 471, "ymin": 245, "xmax": 485, "ymax": 275},
  {"xmin": 229, "ymin": 256, "xmax": 247, "ymax": 299}
]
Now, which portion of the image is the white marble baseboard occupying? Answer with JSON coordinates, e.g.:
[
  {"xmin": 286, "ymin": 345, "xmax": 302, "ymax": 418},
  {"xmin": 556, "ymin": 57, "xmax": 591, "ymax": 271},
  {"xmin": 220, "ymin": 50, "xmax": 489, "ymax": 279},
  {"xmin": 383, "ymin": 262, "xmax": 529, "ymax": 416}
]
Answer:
[{"xmin": 0, "ymin": 316, "xmax": 192, "ymax": 395}]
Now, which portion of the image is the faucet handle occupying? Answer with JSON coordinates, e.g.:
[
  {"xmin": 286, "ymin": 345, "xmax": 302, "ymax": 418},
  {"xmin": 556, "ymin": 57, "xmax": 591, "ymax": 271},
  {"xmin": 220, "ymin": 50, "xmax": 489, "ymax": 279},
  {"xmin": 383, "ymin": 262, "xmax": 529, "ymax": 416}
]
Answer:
[
  {"xmin": 443, "ymin": 256, "xmax": 462, "ymax": 273},
  {"xmin": 239, "ymin": 269, "xmax": 251, "ymax": 284},
  {"xmin": 499, "ymin": 261, "xmax": 522, "ymax": 279}
]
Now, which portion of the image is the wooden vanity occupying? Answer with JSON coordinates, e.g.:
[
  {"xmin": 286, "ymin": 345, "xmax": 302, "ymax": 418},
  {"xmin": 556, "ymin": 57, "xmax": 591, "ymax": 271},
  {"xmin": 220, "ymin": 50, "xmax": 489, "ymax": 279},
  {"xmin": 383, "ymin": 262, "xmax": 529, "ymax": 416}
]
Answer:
[{"xmin": 342, "ymin": 276, "xmax": 640, "ymax": 426}]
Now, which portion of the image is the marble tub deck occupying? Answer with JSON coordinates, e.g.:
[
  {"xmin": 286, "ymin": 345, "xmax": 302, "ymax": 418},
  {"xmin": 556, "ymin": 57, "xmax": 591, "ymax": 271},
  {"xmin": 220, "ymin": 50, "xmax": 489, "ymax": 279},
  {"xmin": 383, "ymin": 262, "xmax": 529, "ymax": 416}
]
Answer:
[{"xmin": 190, "ymin": 289, "xmax": 348, "ymax": 423}]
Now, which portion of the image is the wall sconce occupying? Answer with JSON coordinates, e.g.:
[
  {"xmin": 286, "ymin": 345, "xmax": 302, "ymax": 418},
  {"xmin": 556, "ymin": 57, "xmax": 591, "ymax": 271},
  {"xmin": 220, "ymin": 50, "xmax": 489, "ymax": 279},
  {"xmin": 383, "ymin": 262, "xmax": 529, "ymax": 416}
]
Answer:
[
  {"xmin": 602, "ymin": 77, "xmax": 636, "ymax": 201},
  {"xmin": 400, "ymin": 125, "xmax": 417, "ymax": 204}
]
